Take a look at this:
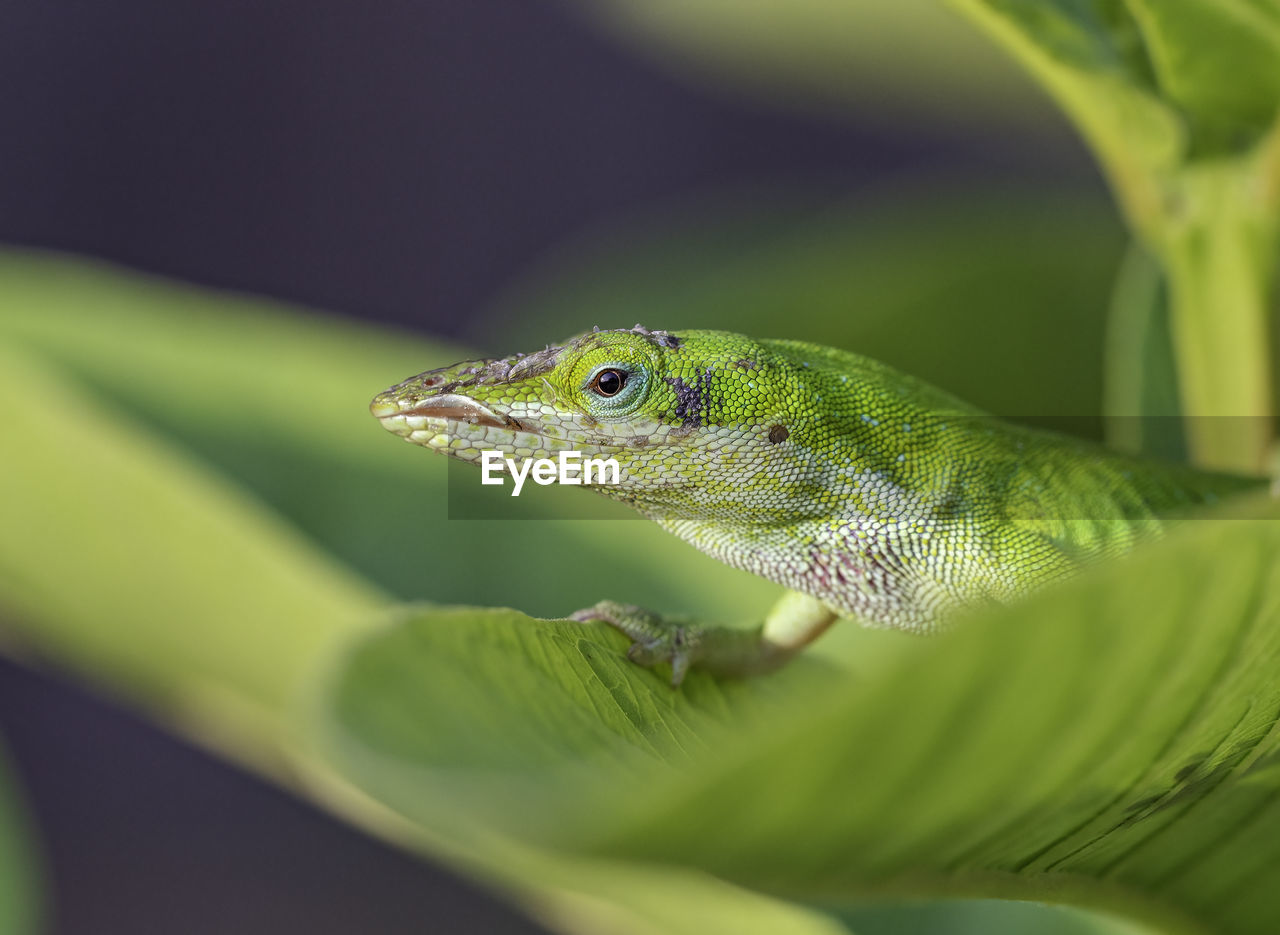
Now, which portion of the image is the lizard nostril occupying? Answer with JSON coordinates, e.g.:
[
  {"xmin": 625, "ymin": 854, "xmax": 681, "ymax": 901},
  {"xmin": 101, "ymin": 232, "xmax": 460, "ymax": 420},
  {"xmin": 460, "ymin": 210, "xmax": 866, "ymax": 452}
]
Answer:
[{"xmin": 369, "ymin": 395, "xmax": 400, "ymax": 419}]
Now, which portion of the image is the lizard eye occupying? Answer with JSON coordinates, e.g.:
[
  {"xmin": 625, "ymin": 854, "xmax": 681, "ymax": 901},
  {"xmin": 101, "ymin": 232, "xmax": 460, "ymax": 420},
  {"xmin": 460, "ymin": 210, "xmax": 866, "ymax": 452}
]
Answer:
[
  {"xmin": 590, "ymin": 368, "xmax": 627, "ymax": 397},
  {"xmin": 580, "ymin": 360, "xmax": 648, "ymax": 415}
]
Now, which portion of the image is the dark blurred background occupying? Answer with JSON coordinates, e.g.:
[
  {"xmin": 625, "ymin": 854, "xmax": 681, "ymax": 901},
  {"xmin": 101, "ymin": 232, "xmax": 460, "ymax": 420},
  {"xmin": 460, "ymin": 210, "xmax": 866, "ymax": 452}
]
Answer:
[{"xmin": 0, "ymin": 1, "xmax": 1106, "ymax": 931}]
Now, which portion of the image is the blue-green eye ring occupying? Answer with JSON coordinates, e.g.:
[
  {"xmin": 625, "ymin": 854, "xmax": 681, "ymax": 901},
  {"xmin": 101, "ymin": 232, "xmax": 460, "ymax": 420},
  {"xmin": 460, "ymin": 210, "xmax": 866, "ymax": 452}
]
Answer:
[{"xmin": 581, "ymin": 361, "xmax": 648, "ymax": 414}]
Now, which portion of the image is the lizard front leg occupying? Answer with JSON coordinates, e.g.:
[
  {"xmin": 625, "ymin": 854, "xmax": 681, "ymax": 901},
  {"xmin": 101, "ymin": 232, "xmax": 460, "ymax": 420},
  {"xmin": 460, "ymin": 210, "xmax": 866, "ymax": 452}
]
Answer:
[{"xmin": 571, "ymin": 590, "xmax": 837, "ymax": 686}]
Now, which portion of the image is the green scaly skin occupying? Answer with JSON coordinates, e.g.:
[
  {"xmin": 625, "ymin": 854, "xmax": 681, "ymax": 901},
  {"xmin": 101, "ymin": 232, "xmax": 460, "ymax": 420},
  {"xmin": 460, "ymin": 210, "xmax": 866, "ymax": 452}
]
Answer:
[{"xmin": 370, "ymin": 326, "xmax": 1264, "ymax": 685}]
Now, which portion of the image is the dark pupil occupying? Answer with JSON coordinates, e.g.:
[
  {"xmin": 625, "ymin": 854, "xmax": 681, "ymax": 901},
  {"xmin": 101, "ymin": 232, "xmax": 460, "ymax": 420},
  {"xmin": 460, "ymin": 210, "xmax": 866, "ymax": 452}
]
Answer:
[{"xmin": 595, "ymin": 369, "xmax": 625, "ymax": 397}]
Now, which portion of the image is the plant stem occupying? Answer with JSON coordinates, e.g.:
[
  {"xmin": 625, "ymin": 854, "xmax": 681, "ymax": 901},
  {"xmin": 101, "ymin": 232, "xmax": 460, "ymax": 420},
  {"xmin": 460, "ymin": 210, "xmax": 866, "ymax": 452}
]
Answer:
[
  {"xmin": 1103, "ymin": 242, "xmax": 1187, "ymax": 462},
  {"xmin": 1155, "ymin": 142, "xmax": 1280, "ymax": 473}
]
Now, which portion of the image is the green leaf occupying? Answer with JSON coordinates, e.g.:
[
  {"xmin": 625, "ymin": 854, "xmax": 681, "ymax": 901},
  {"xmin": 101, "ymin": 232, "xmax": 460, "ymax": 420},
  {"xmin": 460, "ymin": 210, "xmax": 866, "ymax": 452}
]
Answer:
[
  {"xmin": 842, "ymin": 900, "xmax": 1151, "ymax": 935},
  {"xmin": 320, "ymin": 495, "xmax": 1280, "ymax": 935},
  {"xmin": 318, "ymin": 606, "xmax": 839, "ymax": 831},
  {"xmin": 0, "ymin": 743, "xmax": 41, "ymax": 935},
  {"xmin": 946, "ymin": 0, "xmax": 1280, "ymax": 472},
  {"xmin": 946, "ymin": 0, "xmax": 1280, "ymax": 185},
  {"xmin": 0, "ymin": 338, "xmax": 384, "ymax": 752},
  {"xmin": 1123, "ymin": 0, "xmax": 1280, "ymax": 155}
]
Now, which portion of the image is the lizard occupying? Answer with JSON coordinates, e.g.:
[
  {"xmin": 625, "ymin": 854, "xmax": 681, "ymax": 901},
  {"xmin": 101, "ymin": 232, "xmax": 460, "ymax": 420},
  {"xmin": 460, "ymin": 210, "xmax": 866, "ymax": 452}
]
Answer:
[{"xmin": 369, "ymin": 325, "xmax": 1265, "ymax": 686}]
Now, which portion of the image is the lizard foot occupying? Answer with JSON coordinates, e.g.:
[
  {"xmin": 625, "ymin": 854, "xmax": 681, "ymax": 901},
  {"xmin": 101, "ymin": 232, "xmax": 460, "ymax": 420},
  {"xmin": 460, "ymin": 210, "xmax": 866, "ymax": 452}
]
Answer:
[{"xmin": 571, "ymin": 600, "xmax": 704, "ymax": 687}]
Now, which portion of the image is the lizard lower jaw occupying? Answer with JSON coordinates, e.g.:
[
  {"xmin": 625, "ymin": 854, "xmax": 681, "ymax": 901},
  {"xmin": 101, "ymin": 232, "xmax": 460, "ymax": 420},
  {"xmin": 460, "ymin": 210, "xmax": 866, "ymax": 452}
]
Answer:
[{"xmin": 372, "ymin": 393, "xmax": 521, "ymax": 436}]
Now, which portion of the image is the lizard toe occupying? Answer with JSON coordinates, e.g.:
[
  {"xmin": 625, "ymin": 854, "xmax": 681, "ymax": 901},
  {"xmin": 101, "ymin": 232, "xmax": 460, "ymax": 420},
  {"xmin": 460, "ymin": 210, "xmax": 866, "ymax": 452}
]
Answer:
[{"xmin": 571, "ymin": 602, "xmax": 703, "ymax": 686}]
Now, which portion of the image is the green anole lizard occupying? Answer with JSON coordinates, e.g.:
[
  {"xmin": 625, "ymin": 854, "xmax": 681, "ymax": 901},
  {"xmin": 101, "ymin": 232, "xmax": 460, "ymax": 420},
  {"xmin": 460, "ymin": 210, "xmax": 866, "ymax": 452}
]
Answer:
[{"xmin": 370, "ymin": 325, "xmax": 1264, "ymax": 685}]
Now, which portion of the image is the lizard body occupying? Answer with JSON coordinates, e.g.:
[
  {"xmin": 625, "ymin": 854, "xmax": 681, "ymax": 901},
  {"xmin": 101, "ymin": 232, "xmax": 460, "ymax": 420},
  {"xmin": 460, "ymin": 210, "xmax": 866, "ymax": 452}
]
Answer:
[{"xmin": 371, "ymin": 326, "xmax": 1263, "ymax": 683}]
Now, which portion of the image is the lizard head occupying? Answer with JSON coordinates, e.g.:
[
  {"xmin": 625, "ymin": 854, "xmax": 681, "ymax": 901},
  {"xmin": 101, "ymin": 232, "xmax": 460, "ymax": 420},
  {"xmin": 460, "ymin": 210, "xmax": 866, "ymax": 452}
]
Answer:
[{"xmin": 370, "ymin": 325, "xmax": 816, "ymax": 520}]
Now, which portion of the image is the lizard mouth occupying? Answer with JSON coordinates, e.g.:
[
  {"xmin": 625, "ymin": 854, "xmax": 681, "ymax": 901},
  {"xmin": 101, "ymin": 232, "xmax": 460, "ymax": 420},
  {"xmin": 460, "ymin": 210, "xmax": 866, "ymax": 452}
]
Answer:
[{"xmin": 371, "ymin": 393, "xmax": 524, "ymax": 434}]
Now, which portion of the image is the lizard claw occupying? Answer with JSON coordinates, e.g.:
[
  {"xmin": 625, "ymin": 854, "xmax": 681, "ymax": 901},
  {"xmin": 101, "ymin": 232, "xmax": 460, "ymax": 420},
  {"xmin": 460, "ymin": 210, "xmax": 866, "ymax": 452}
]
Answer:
[{"xmin": 571, "ymin": 600, "xmax": 702, "ymax": 687}]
